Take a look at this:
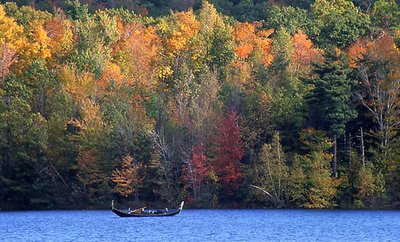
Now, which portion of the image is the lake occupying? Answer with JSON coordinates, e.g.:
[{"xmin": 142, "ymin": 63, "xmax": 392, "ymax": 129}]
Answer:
[{"xmin": 1, "ymin": 209, "xmax": 399, "ymax": 241}]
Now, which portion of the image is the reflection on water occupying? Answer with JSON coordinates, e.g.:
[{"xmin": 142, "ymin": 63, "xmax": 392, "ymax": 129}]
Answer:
[{"xmin": 1, "ymin": 209, "xmax": 399, "ymax": 241}]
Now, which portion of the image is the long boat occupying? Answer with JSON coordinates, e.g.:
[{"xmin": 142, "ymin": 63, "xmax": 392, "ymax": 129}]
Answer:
[{"xmin": 111, "ymin": 200, "xmax": 184, "ymax": 217}]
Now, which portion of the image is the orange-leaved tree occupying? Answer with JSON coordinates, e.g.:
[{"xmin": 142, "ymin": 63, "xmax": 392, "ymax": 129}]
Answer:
[
  {"xmin": 354, "ymin": 33, "xmax": 400, "ymax": 149},
  {"xmin": 231, "ymin": 21, "xmax": 273, "ymax": 84},
  {"xmin": 112, "ymin": 155, "xmax": 143, "ymax": 198},
  {"xmin": 232, "ymin": 21, "xmax": 274, "ymax": 66},
  {"xmin": 44, "ymin": 12, "xmax": 73, "ymax": 60},
  {"xmin": 291, "ymin": 30, "xmax": 322, "ymax": 73},
  {"xmin": 347, "ymin": 38, "xmax": 368, "ymax": 68},
  {"xmin": 114, "ymin": 20, "xmax": 161, "ymax": 88},
  {"xmin": 166, "ymin": 10, "xmax": 200, "ymax": 57}
]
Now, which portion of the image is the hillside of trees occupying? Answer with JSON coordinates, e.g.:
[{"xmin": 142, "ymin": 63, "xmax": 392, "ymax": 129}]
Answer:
[{"xmin": 0, "ymin": 0, "xmax": 400, "ymax": 209}]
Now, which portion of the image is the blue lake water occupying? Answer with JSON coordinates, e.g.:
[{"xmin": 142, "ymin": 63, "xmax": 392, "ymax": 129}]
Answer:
[{"xmin": 1, "ymin": 209, "xmax": 399, "ymax": 241}]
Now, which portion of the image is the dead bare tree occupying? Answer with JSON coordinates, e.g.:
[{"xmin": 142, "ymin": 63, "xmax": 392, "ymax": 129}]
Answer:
[{"xmin": 355, "ymin": 59, "xmax": 400, "ymax": 153}]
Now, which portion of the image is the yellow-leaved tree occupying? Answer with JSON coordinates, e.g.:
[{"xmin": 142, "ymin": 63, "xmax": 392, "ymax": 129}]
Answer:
[
  {"xmin": 112, "ymin": 155, "xmax": 143, "ymax": 199},
  {"xmin": 0, "ymin": 4, "xmax": 24, "ymax": 81},
  {"xmin": 113, "ymin": 20, "xmax": 160, "ymax": 88}
]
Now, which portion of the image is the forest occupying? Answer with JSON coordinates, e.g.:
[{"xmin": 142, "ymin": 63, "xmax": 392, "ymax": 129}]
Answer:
[{"xmin": 0, "ymin": 0, "xmax": 399, "ymax": 209}]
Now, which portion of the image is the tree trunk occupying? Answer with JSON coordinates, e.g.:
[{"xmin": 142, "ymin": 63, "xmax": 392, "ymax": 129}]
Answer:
[
  {"xmin": 135, "ymin": 184, "xmax": 139, "ymax": 202},
  {"xmin": 360, "ymin": 127, "xmax": 365, "ymax": 168},
  {"xmin": 3, "ymin": 96, "xmax": 12, "ymax": 178},
  {"xmin": 333, "ymin": 135, "xmax": 338, "ymax": 178},
  {"xmin": 348, "ymin": 132, "xmax": 352, "ymax": 170}
]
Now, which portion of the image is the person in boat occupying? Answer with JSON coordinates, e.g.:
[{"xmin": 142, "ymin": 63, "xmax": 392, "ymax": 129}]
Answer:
[{"xmin": 133, "ymin": 207, "xmax": 145, "ymax": 214}]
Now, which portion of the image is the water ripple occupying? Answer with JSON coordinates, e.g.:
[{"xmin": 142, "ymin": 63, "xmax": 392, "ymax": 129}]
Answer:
[{"xmin": 0, "ymin": 209, "xmax": 399, "ymax": 242}]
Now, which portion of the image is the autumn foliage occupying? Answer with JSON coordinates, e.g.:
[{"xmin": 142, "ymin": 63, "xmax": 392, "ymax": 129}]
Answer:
[
  {"xmin": 112, "ymin": 155, "xmax": 143, "ymax": 198},
  {"xmin": 182, "ymin": 143, "xmax": 211, "ymax": 201},
  {"xmin": 1, "ymin": 0, "xmax": 400, "ymax": 210},
  {"xmin": 233, "ymin": 21, "xmax": 274, "ymax": 66},
  {"xmin": 212, "ymin": 110, "xmax": 244, "ymax": 195},
  {"xmin": 291, "ymin": 30, "xmax": 322, "ymax": 72}
]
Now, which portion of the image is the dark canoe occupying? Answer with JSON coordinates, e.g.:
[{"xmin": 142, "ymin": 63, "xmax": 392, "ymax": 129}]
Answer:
[{"xmin": 111, "ymin": 201, "xmax": 184, "ymax": 217}]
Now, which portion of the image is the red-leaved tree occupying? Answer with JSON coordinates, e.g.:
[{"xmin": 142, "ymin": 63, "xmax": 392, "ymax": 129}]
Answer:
[
  {"xmin": 212, "ymin": 110, "xmax": 244, "ymax": 196},
  {"xmin": 183, "ymin": 143, "xmax": 210, "ymax": 203}
]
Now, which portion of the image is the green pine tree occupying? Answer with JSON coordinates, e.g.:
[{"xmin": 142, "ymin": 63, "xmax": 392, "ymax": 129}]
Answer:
[{"xmin": 307, "ymin": 48, "xmax": 356, "ymax": 138}]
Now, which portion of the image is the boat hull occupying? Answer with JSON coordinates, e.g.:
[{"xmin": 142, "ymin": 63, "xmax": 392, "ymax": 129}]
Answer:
[
  {"xmin": 111, "ymin": 201, "xmax": 184, "ymax": 217},
  {"xmin": 112, "ymin": 208, "xmax": 181, "ymax": 217}
]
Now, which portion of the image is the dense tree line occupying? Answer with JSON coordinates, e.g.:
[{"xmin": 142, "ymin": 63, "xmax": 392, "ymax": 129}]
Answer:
[{"xmin": 0, "ymin": 0, "xmax": 399, "ymax": 209}]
